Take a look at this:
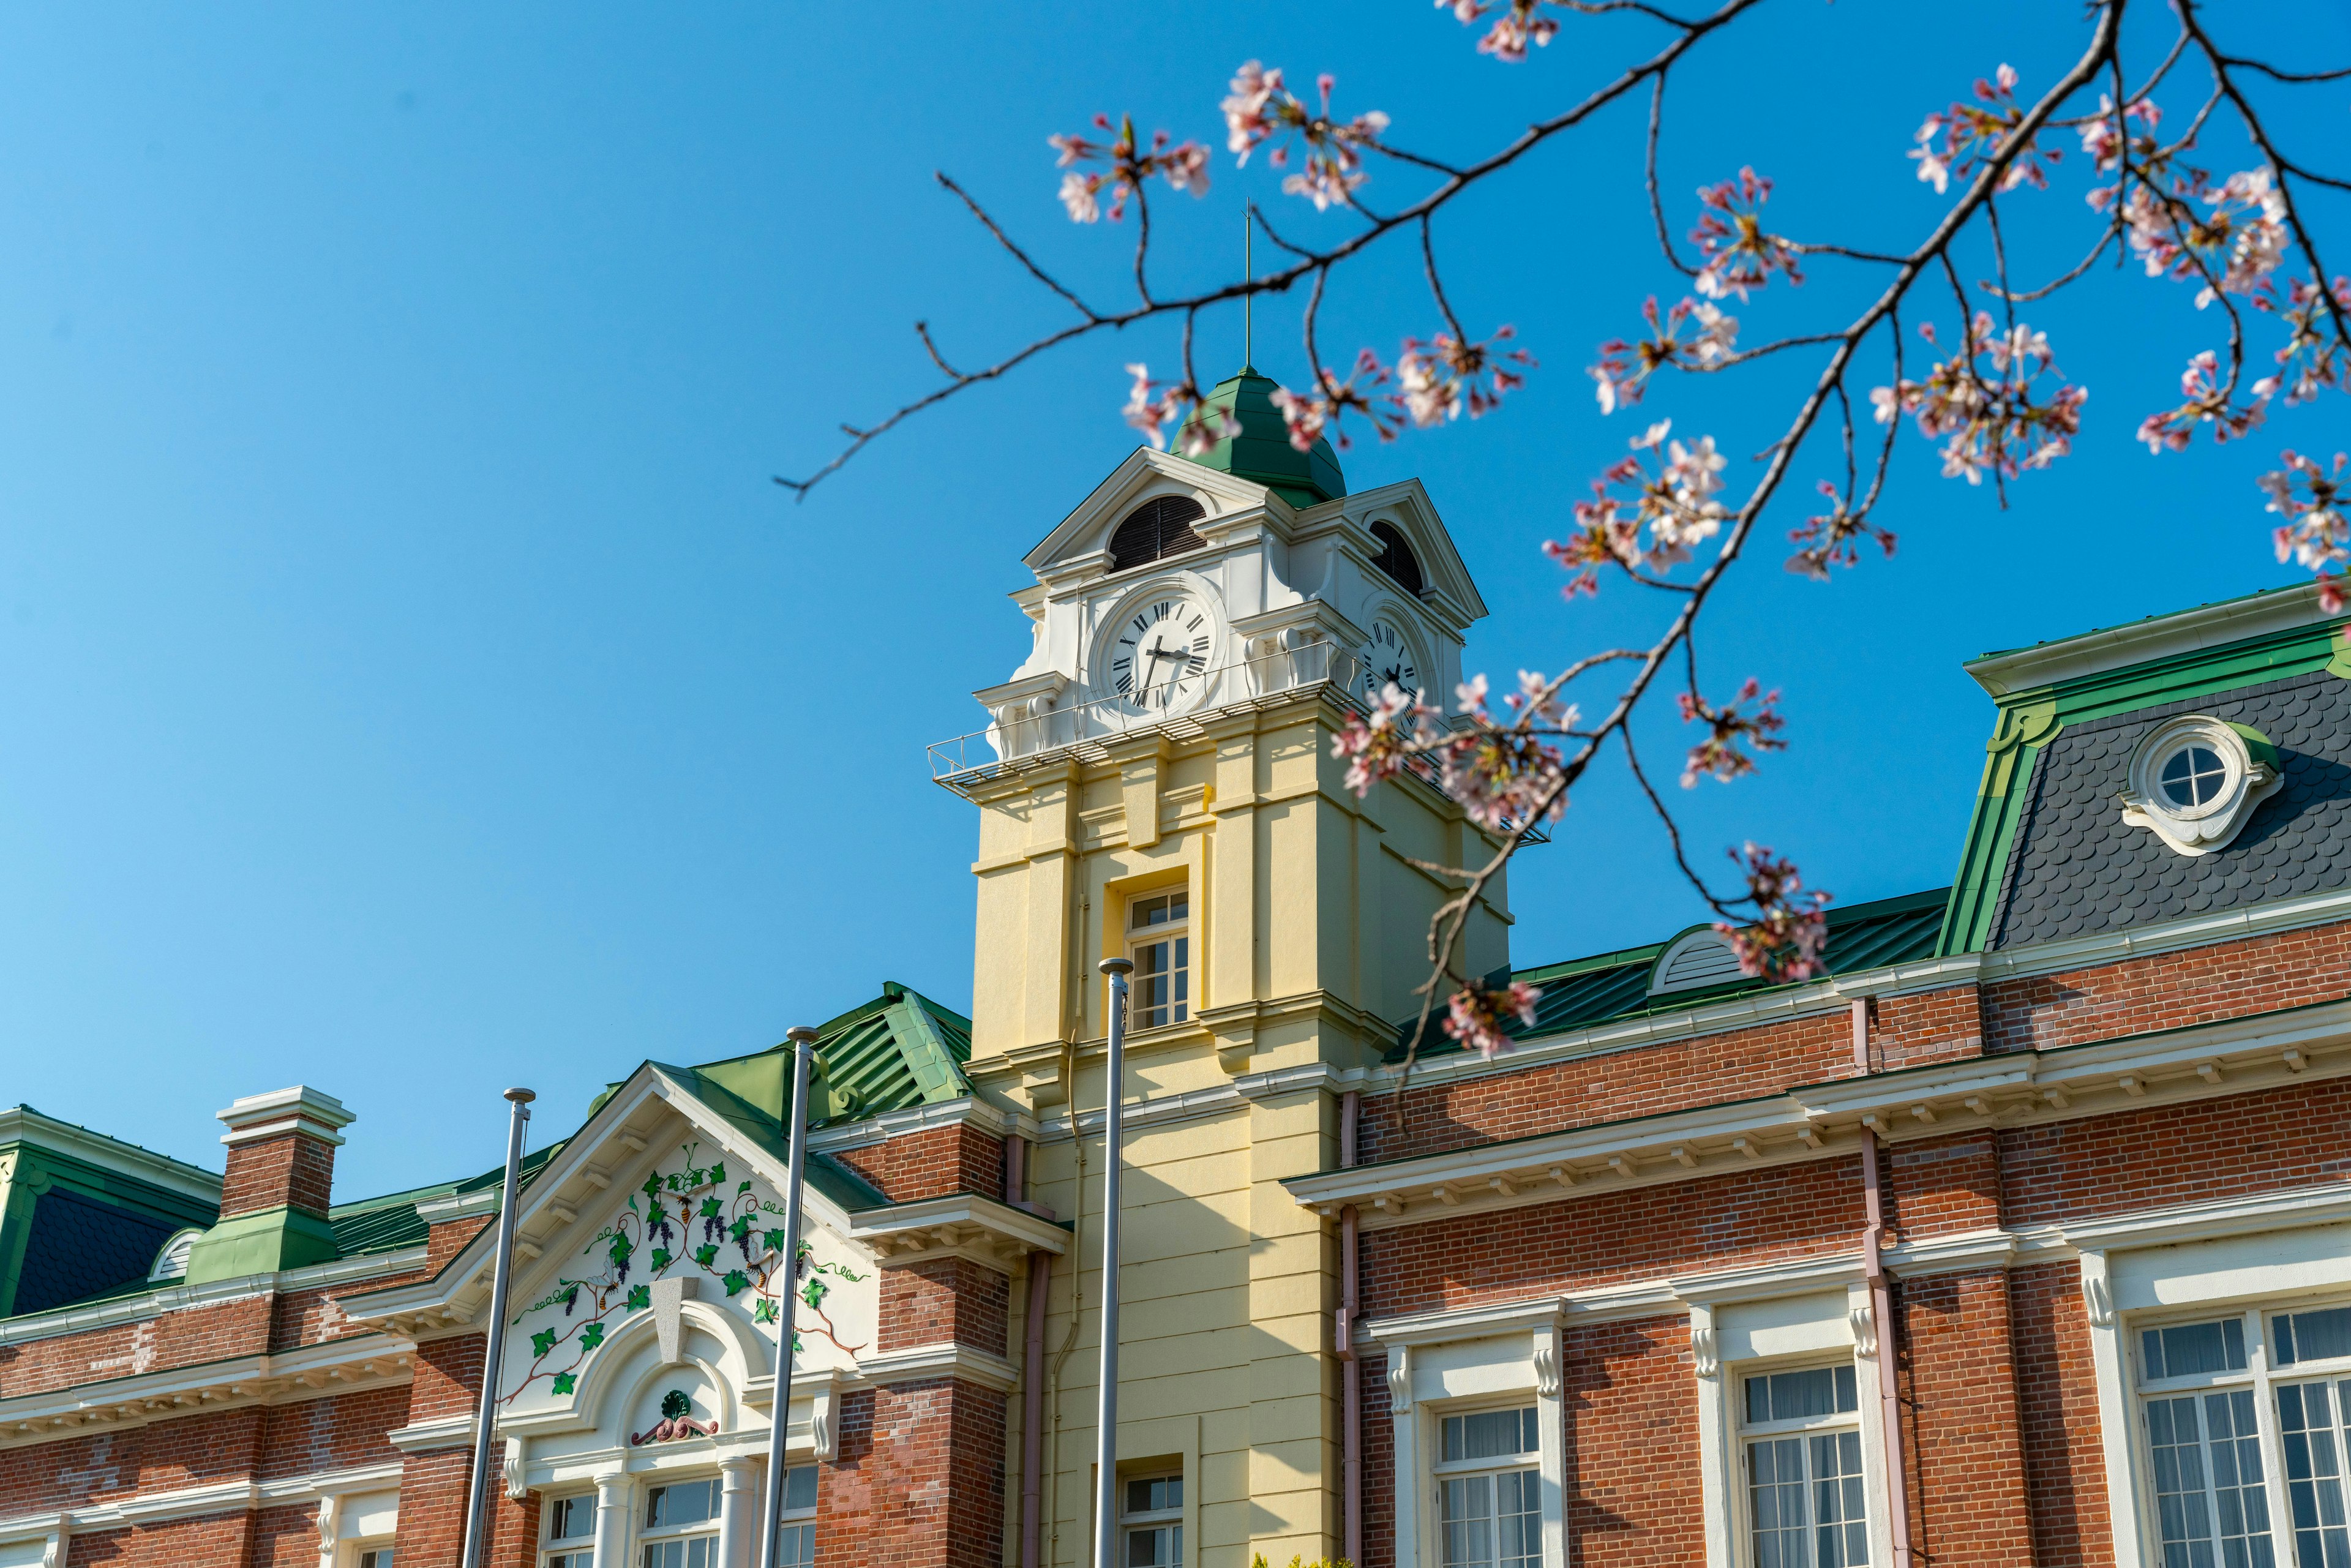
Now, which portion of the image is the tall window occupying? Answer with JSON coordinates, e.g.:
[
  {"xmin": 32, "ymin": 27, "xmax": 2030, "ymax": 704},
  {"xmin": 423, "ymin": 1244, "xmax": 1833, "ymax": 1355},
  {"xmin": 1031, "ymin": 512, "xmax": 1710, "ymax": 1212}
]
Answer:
[
  {"xmin": 1740, "ymin": 1364, "xmax": 1868, "ymax": 1568},
  {"xmin": 640, "ymin": 1478, "xmax": 721, "ymax": 1568},
  {"xmin": 1122, "ymin": 1472, "xmax": 1183, "ymax": 1567},
  {"xmin": 358, "ymin": 1552, "xmax": 394, "ymax": 1568},
  {"xmin": 775, "ymin": 1464, "xmax": 820, "ymax": 1568},
  {"xmin": 542, "ymin": 1493, "xmax": 596, "ymax": 1568},
  {"xmin": 1434, "ymin": 1405, "xmax": 1540, "ymax": 1568},
  {"xmin": 1128, "ymin": 891, "xmax": 1190, "ymax": 1029}
]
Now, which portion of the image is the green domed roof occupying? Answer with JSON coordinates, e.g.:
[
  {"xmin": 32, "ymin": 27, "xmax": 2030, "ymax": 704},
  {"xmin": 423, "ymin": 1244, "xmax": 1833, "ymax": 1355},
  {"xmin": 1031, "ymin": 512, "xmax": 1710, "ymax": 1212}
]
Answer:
[{"xmin": 1179, "ymin": 368, "xmax": 1346, "ymax": 507}]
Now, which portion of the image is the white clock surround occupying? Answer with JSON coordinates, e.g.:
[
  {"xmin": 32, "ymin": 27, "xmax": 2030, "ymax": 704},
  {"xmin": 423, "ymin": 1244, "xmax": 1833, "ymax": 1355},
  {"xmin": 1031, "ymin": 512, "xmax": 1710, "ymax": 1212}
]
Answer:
[{"xmin": 970, "ymin": 447, "xmax": 1487, "ymax": 760}]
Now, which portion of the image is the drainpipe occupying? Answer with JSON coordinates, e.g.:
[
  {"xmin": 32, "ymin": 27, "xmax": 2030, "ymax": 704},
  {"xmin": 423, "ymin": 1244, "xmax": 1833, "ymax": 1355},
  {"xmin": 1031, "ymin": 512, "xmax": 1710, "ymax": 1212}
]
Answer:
[
  {"xmin": 1853, "ymin": 999, "xmax": 1911, "ymax": 1568},
  {"xmin": 1338, "ymin": 1090, "xmax": 1362, "ymax": 1568},
  {"xmin": 1011, "ymin": 1134, "xmax": 1050, "ymax": 1568}
]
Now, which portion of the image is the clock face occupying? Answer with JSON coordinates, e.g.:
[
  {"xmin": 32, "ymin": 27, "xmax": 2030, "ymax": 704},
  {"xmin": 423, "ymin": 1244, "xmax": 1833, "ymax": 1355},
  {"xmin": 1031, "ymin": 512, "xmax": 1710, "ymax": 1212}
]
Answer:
[
  {"xmin": 1105, "ymin": 594, "xmax": 1213, "ymax": 713},
  {"xmin": 1359, "ymin": 620, "xmax": 1422, "ymax": 702}
]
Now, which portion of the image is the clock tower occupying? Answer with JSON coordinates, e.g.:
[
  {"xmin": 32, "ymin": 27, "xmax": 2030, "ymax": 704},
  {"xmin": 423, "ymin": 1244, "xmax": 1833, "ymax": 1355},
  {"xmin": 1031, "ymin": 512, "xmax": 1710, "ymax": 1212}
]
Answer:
[{"xmin": 931, "ymin": 367, "xmax": 1515, "ymax": 1567}]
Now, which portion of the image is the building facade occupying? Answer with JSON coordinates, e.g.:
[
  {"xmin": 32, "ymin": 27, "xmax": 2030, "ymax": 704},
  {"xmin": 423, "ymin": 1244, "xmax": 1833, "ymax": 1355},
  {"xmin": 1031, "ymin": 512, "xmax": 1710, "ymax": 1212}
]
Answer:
[{"xmin": 6, "ymin": 384, "xmax": 2351, "ymax": 1568}]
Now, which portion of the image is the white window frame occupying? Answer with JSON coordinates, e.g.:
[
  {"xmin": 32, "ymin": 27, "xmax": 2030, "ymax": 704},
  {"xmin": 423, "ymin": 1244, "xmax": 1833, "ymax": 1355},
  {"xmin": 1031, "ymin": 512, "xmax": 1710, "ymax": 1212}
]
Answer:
[
  {"xmin": 2077, "ymin": 1202, "xmax": 2351, "ymax": 1568},
  {"xmin": 1120, "ymin": 1470, "xmax": 1185, "ymax": 1568},
  {"xmin": 1429, "ymin": 1400, "xmax": 1545, "ymax": 1568},
  {"xmin": 1126, "ymin": 890, "xmax": 1191, "ymax": 1030},
  {"xmin": 1690, "ymin": 1286, "xmax": 1892, "ymax": 1568},
  {"xmin": 1732, "ymin": 1361, "xmax": 1871, "ymax": 1568},
  {"xmin": 1375, "ymin": 1302, "xmax": 1566, "ymax": 1568},
  {"xmin": 636, "ymin": 1473, "xmax": 725, "ymax": 1568},
  {"xmin": 772, "ymin": 1462, "xmax": 820, "ymax": 1568},
  {"xmin": 540, "ymin": 1490, "xmax": 598, "ymax": 1568}
]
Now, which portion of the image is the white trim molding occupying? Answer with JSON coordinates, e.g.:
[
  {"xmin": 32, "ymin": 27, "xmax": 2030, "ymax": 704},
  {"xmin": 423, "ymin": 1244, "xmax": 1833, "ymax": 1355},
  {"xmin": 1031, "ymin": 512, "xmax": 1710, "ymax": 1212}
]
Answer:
[
  {"xmin": 856, "ymin": 1341, "xmax": 1021, "ymax": 1394},
  {"xmin": 847, "ymin": 1194, "xmax": 1069, "ymax": 1275},
  {"xmin": 0, "ymin": 1339, "xmax": 415, "ymax": 1452}
]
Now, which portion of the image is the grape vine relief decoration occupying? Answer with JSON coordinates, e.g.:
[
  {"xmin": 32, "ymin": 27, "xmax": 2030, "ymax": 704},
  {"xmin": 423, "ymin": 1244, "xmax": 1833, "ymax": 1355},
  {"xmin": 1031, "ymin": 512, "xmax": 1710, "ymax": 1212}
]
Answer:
[{"xmin": 502, "ymin": 1140, "xmax": 866, "ymax": 1407}]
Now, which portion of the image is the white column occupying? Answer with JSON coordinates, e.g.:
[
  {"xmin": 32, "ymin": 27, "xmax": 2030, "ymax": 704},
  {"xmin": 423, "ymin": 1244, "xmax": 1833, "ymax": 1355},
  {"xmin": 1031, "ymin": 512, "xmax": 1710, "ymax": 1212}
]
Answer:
[
  {"xmin": 717, "ymin": 1455, "xmax": 759, "ymax": 1568},
  {"xmin": 594, "ymin": 1471, "xmax": 633, "ymax": 1568}
]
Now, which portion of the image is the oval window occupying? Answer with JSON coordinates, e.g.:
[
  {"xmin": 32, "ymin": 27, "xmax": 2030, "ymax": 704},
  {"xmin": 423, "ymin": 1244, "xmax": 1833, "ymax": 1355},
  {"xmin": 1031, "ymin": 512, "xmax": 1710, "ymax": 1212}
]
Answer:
[{"xmin": 2159, "ymin": 745, "xmax": 2228, "ymax": 808}]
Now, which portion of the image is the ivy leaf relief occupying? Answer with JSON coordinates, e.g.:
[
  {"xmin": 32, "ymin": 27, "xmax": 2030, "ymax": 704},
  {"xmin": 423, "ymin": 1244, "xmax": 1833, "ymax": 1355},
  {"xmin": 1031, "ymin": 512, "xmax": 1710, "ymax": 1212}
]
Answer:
[
  {"xmin": 531, "ymin": 1329, "xmax": 558, "ymax": 1359},
  {"xmin": 722, "ymin": 1270, "xmax": 750, "ymax": 1297},
  {"xmin": 580, "ymin": 1321, "xmax": 606, "ymax": 1351},
  {"xmin": 626, "ymin": 1284, "xmax": 651, "ymax": 1312},
  {"xmin": 552, "ymin": 1371, "xmax": 577, "ymax": 1395},
  {"xmin": 694, "ymin": 1244, "xmax": 720, "ymax": 1269}
]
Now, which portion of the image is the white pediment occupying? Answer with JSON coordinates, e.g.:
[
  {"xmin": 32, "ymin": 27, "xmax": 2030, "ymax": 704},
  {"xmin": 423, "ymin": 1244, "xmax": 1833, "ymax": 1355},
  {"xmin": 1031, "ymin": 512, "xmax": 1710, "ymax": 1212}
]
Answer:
[{"xmin": 1024, "ymin": 447, "xmax": 1286, "ymax": 577}]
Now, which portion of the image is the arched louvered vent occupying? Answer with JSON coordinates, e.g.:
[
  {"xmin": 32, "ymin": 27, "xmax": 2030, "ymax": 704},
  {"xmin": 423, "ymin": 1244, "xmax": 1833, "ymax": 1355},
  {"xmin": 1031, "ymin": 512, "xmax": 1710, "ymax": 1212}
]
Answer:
[
  {"xmin": 1369, "ymin": 521, "xmax": 1425, "ymax": 595},
  {"xmin": 1648, "ymin": 928, "xmax": 1752, "ymax": 996},
  {"xmin": 1108, "ymin": 495, "xmax": 1208, "ymax": 573},
  {"xmin": 149, "ymin": 1228, "xmax": 201, "ymax": 1282}
]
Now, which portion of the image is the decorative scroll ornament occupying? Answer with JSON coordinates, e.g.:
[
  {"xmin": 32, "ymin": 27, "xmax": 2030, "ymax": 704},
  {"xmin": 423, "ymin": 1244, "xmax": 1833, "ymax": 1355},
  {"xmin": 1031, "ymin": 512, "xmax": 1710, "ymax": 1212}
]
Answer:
[
  {"xmin": 315, "ymin": 1495, "xmax": 340, "ymax": 1554},
  {"xmin": 1386, "ymin": 1345, "xmax": 1414, "ymax": 1413},
  {"xmin": 1532, "ymin": 1330, "xmax": 1561, "ymax": 1399},
  {"xmin": 2082, "ymin": 1269, "xmax": 2115, "ymax": 1329},
  {"xmin": 1690, "ymin": 1326, "xmax": 1720, "ymax": 1380},
  {"xmin": 1849, "ymin": 1304, "xmax": 1878, "ymax": 1359},
  {"xmin": 632, "ymin": 1388, "xmax": 719, "ymax": 1446}
]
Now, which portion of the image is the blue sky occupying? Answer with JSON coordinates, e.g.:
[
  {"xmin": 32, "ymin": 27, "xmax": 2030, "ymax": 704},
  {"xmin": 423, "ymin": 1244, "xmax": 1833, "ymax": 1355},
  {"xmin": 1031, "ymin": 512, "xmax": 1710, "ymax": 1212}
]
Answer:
[{"xmin": 3, "ymin": 4, "xmax": 2346, "ymax": 1196}]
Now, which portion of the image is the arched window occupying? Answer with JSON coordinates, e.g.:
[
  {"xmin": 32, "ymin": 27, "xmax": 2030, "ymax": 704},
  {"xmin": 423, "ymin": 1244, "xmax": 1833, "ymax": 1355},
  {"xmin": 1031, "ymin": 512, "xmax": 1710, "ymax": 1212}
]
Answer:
[
  {"xmin": 1108, "ymin": 495, "xmax": 1209, "ymax": 573},
  {"xmin": 1369, "ymin": 521, "xmax": 1425, "ymax": 595}
]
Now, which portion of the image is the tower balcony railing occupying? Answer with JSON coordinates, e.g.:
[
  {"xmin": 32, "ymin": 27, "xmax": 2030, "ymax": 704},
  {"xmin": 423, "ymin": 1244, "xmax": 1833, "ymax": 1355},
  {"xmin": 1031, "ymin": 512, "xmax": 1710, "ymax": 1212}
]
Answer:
[
  {"xmin": 927, "ymin": 644, "xmax": 1548, "ymax": 844},
  {"xmin": 928, "ymin": 642, "xmax": 1367, "ymax": 790}
]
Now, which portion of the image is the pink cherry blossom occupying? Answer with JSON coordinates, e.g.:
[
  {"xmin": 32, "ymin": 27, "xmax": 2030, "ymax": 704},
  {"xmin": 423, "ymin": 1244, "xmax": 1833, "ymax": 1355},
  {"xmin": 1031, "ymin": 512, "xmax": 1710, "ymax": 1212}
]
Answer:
[
  {"xmin": 1712, "ymin": 844, "xmax": 1830, "ymax": 985},
  {"xmin": 1436, "ymin": 0, "xmax": 1560, "ymax": 62},
  {"xmin": 1220, "ymin": 61, "xmax": 1390, "ymax": 211},
  {"xmin": 2263, "ymin": 449, "xmax": 2350, "ymax": 609},
  {"xmin": 1441, "ymin": 977, "xmax": 1543, "ymax": 1059},
  {"xmin": 1678, "ymin": 679, "xmax": 1787, "ymax": 787},
  {"xmin": 1690, "ymin": 170, "xmax": 1803, "ymax": 302},
  {"xmin": 1590, "ymin": 296, "xmax": 1736, "ymax": 413},
  {"xmin": 2134, "ymin": 350, "xmax": 2266, "ymax": 455},
  {"xmin": 2252, "ymin": 275, "xmax": 2351, "ymax": 407},
  {"xmin": 1908, "ymin": 62, "xmax": 2060, "ymax": 198},
  {"xmin": 1872, "ymin": 313, "xmax": 2085, "ymax": 485},
  {"xmin": 1122, "ymin": 364, "xmax": 1242, "ymax": 457},
  {"xmin": 1330, "ymin": 678, "xmax": 1446, "ymax": 796},
  {"xmin": 1046, "ymin": 114, "xmax": 1210, "ymax": 224},
  {"xmin": 1270, "ymin": 351, "xmax": 1399, "ymax": 452},
  {"xmin": 1398, "ymin": 326, "xmax": 1537, "ymax": 426},
  {"xmin": 1785, "ymin": 483, "xmax": 1897, "ymax": 580}
]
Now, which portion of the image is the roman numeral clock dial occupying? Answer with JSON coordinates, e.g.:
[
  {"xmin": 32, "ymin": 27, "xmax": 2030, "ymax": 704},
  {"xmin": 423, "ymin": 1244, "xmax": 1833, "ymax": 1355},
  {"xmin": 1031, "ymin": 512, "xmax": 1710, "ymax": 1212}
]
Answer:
[
  {"xmin": 1358, "ymin": 620, "xmax": 1421, "ymax": 703},
  {"xmin": 1104, "ymin": 593, "xmax": 1213, "ymax": 716}
]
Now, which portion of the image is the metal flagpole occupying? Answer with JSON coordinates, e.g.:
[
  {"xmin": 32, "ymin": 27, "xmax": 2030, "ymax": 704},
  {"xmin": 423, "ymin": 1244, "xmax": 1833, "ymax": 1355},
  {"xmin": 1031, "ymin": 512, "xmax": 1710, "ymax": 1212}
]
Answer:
[
  {"xmin": 1092, "ymin": 957, "xmax": 1133, "ymax": 1568},
  {"xmin": 760, "ymin": 1025, "xmax": 820, "ymax": 1568},
  {"xmin": 460, "ymin": 1087, "xmax": 535, "ymax": 1568}
]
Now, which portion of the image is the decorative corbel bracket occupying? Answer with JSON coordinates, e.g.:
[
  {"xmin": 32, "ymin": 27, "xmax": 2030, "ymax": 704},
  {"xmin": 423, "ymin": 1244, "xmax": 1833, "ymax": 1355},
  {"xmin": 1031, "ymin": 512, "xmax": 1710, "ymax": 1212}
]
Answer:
[{"xmin": 847, "ymin": 1194, "xmax": 1070, "ymax": 1277}]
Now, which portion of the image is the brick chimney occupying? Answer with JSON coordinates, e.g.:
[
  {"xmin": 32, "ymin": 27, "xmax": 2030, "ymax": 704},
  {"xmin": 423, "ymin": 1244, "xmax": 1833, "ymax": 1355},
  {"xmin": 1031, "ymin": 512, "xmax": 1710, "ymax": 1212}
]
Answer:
[
  {"xmin": 184, "ymin": 1085, "xmax": 355, "ymax": 1285},
  {"xmin": 216, "ymin": 1085, "xmax": 354, "ymax": 1217}
]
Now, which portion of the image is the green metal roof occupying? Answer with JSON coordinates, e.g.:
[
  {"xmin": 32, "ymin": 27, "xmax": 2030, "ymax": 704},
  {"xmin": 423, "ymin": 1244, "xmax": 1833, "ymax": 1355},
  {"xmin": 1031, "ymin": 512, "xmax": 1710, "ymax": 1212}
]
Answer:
[
  {"xmin": 1388, "ymin": 888, "xmax": 1952, "ymax": 1062},
  {"xmin": 1179, "ymin": 368, "xmax": 1345, "ymax": 507}
]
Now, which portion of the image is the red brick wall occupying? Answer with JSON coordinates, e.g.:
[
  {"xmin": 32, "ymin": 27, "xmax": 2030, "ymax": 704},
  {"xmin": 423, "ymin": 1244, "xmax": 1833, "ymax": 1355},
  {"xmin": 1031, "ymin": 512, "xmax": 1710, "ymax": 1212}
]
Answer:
[
  {"xmin": 393, "ymin": 1446, "xmax": 473, "ymax": 1567},
  {"xmin": 220, "ymin": 1133, "xmax": 337, "ymax": 1218},
  {"xmin": 1897, "ymin": 1269, "xmax": 2035, "ymax": 1566},
  {"xmin": 1886, "ymin": 1131, "xmax": 2004, "ymax": 1241},
  {"xmin": 410, "ymin": 1330, "xmax": 487, "ymax": 1422},
  {"xmin": 1873, "ymin": 987, "xmax": 1987, "ymax": 1070},
  {"xmin": 1563, "ymin": 1315, "xmax": 1703, "ymax": 1568},
  {"xmin": 878, "ymin": 1257, "xmax": 1010, "ymax": 1355},
  {"xmin": 1359, "ymin": 1160, "xmax": 1863, "ymax": 1319},
  {"xmin": 816, "ymin": 1379, "xmax": 1006, "ymax": 1568},
  {"xmin": 2001, "ymin": 1075, "xmax": 2351, "ymax": 1226},
  {"xmin": 2009, "ymin": 1260, "xmax": 2112, "ymax": 1568},
  {"xmin": 257, "ymin": 1382, "xmax": 409, "ymax": 1479},
  {"xmin": 1360, "ymin": 1354, "xmax": 1393, "ymax": 1568},
  {"xmin": 66, "ymin": 1511, "xmax": 255, "ymax": 1567},
  {"xmin": 1983, "ymin": 918, "xmax": 2351, "ymax": 1054},
  {"xmin": 0, "ymin": 1295, "xmax": 274, "ymax": 1400},
  {"xmin": 247, "ymin": 1501, "xmax": 322, "ymax": 1567},
  {"xmin": 833, "ymin": 1124, "xmax": 1005, "ymax": 1206}
]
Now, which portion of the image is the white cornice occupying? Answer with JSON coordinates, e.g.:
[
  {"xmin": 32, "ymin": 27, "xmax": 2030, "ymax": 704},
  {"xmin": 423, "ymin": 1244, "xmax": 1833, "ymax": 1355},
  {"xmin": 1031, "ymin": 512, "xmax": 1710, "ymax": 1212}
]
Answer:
[
  {"xmin": 857, "ymin": 1340, "xmax": 1021, "ymax": 1394},
  {"xmin": 808, "ymin": 1095, "xmax": 1018, "ymax": 1157},
  {"xmin": 0, "ymin": 1460, "xmax": 402, "ymax": 1540},
  {"xmin": 0, "ymin": 1337, "xmax": 415, "ymax": 1450},
  {"xmin": 388, "ymin": 1412, "xmax": 476, "ymax": 1453},
  {"xmin": 0, "ymin": 1245, "xmax": 421, "ymax": 1349},
  {"xmin": 416, "ymin": 1188, "xmax": 499, "ymax": 1223},
  {"xmin": 0, "ymin": 1106, "xmax": 222, "ymax": 1204},
  {"xmin": 1965, "ymin": 581, "xmax": 2336, "ymax": 697},
  {"xmin": 1286, "ymin": 997, "xmax": 2351, "ymax": 1227},
  {"xmin": 1362, "ymin": 889, "xmax": 2351, "ymax": 1110},
  {"xmin": 847, "ymin": 1194, "xmax": 1069, "ymax": 1275}
]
